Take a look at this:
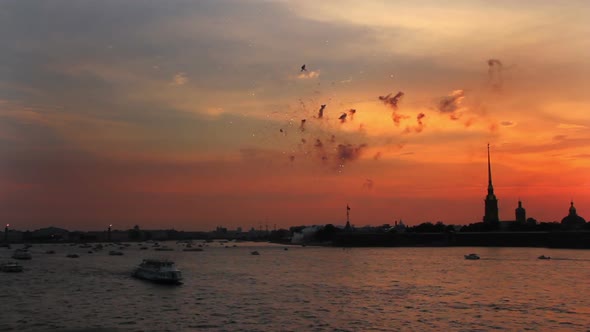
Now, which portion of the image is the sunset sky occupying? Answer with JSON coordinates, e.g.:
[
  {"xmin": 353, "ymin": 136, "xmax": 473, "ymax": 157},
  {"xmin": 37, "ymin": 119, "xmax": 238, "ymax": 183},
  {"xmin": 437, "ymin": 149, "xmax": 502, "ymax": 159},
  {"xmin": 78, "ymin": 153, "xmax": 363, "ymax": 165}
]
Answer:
[{"xmin": 1, "ymin": 0, "xmax": 589, "ymax": 231}]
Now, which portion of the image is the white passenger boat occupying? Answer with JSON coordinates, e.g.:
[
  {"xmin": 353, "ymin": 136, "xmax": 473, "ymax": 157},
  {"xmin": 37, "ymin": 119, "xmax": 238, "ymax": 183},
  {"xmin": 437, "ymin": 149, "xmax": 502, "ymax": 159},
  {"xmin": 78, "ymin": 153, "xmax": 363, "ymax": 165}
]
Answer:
[
  {"xmin": 1, "ymin": 262, "xmax": 23, "ymax": 272},
  {"xmin": 132, "ymin": 259, "xmax": 183, "ymax": 285}
]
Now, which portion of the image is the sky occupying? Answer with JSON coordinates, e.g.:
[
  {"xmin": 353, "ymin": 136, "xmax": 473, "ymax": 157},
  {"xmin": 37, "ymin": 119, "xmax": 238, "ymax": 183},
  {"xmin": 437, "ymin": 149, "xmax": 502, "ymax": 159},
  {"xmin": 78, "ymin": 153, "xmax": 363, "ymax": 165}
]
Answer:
[{"xmin": 1, "ymin": 0, "xmax": 589, "ymax": 231}]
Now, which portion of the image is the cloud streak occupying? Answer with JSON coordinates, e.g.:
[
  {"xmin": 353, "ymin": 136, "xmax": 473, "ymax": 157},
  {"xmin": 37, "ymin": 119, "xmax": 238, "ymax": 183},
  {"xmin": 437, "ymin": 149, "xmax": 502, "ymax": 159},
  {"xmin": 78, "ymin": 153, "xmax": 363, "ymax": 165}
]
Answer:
[
  {"xmin": 438, "ymin": 89, "xmax": 465, "ymax": 119},
  {"xmin": 298, "ymin": 70, "xmax": 320, "ymax": 79}
]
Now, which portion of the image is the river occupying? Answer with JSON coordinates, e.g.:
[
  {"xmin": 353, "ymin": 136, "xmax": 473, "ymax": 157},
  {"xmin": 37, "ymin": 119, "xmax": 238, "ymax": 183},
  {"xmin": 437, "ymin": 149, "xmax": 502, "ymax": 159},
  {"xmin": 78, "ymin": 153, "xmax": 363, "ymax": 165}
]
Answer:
[{"xmin": 1, "ymin": 242, "xmax": 589, "ymax": 331}]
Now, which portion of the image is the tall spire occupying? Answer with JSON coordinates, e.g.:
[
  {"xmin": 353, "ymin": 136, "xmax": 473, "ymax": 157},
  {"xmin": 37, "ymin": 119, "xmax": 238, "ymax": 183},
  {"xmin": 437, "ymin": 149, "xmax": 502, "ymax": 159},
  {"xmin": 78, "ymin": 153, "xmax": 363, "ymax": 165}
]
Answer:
[
  {"xmin": 344, "ymin": 204, "xmax": 352, "ymax": 232},
  {"xmin": 483, "ymin": 144, "xmax": 499, "ymax": 225},
  {"xmin": 487, "ymin": 143, "xmax": 494, "ymax": 195}
]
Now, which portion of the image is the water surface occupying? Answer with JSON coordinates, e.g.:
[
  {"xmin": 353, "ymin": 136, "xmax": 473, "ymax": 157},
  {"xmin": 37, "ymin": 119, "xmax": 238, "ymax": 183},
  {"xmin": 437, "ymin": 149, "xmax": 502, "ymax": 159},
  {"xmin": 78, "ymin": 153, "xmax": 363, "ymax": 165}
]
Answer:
[{"xmin": 1, "ymin": 243, "xmax": 589, "ymax": 331}]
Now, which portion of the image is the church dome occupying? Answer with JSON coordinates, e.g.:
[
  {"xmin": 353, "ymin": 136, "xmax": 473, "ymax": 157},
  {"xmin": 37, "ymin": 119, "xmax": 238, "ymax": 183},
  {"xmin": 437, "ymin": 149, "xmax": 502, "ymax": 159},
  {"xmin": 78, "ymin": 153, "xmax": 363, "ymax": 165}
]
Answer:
[{"xmin": 561, "ymin": 201, "xmax": 586, "ymax": 227}]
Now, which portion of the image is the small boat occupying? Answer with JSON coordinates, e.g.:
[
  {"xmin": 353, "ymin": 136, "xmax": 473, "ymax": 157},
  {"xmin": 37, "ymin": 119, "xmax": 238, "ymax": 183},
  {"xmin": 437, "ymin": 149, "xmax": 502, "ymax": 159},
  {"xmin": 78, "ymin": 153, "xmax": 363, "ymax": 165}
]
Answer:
[
  {"xmin": 132, "ymin": 259, "xmax": 183, "ymax": 285},
  {"xmin": 12, "ymin": 249, "xmax": 32, "ymax": 260},
  {"xmin": 464, "ymin": 253, "xmax": 480, "ymax": 260},
  {"xmin": 66, "ymin": 254, "xmax": 79, "ymax": 258},
  {"xmin": 250, "ymin": 251, "xmax": 260, "ymax": 256},
  {"xmin": 1, "ymin": 262, "xmax": 23, "ymax": 272},
  {"xmin": 45, "ymin": 250, "xmax": 56, "ymax": 254},
  {"xmin": 109, "ymin": 251, "xmax": 124, "ymax": 256},
  {"xmin": 538, "ymin": 255, "xmax": 551, "ymax": 260},
  {"xmin": 140, "ymin": 246, "xmax": 149, "ymax": 250}
]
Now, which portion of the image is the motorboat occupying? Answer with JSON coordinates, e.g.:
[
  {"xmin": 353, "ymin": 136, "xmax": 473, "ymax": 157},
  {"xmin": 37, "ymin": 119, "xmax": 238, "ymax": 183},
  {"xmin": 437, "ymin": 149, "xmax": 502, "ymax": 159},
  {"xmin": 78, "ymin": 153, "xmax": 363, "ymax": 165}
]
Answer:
[
  {"xmin": 251, "ymin": 251, "xmax": 260, "ymax": 256},
  {"xmin": 45, "ymin": 250, "xmax": 56, "ymax": 254},
  {"xmin": 109, "ymin": 250, "xmax": 124, "ymax": 256},
  {"xmin": 132, "ymin": 259, "xmax": 183, "ymax": 285},
  {"xmin": 66, "ymin": 254, "xmax": 79, "ymax": 258},
  {"xmin": 1, "ymin": 262, "xmax": 23, "ymax": 272},
  {"xmin": 538, "ymin": 255, "xmax": 551, "ymax": 260},
  {"xmin": 12, "ymin": 249, "xmax": 32, "ymax": 260},
  {"xmin": 464, "ymin": 253, "xmax": 480, "ymax": 260}
]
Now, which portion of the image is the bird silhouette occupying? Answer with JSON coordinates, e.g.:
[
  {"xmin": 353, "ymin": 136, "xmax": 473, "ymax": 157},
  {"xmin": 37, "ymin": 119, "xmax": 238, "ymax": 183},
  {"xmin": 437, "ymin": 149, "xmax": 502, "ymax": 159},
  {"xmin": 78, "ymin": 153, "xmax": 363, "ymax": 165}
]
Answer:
[{"xmin": 301, "ymin": 64, "xmax": 307, "ymax": 72}]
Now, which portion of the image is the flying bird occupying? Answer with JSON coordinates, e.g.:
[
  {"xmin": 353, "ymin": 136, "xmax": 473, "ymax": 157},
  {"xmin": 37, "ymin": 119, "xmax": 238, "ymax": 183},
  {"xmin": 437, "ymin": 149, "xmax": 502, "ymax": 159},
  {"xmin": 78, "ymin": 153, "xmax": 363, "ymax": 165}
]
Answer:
[{"xmin": 301, "ymin": 64, "xmax": 307, "ymax": 72}]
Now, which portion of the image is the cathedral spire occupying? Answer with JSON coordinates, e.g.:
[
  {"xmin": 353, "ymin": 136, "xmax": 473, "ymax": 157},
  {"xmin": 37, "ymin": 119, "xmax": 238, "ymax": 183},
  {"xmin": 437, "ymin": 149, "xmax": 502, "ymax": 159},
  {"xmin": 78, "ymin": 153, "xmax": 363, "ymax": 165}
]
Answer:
[
  {"xmin": 487, "ymin": 143, "xmax": 494, "ymax": 195},
  {"xmin": 483, "ymin": 144, "xmax": 499, "ymax": 225}
]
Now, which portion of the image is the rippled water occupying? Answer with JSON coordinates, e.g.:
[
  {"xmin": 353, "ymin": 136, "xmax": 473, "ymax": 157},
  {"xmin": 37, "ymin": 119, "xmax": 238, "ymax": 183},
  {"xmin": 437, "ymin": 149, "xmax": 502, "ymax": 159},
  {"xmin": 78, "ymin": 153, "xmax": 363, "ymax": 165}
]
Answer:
[{"xmin": 1, "ymin": 242, "xmax": 589, "ymax": 331}]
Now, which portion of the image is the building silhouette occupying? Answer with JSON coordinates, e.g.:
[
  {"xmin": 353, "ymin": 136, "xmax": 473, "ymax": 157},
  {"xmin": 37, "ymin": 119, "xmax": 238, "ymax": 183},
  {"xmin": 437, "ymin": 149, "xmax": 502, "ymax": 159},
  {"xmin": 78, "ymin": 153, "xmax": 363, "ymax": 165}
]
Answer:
[
  {"xmin": 515, "ymin": 200, "xmax": 526, "ymax": 224},
  {"xmin": 483, "ymin": 144, "xmax": 499, "ymax": 225},
  {"xmin": 344, "ymin": 204, "xmax": 352, "ymax": 232},
  {"xmin": 561, "ymin": 201, "xmax": 586, "ymax": 229}
]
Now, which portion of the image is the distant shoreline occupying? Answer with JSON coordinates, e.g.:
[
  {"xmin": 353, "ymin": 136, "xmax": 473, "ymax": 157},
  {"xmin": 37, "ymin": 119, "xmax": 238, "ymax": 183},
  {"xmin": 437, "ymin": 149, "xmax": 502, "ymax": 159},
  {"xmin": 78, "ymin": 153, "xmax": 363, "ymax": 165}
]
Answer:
[
  {"xmin": 3, "ymin": 230, "xmax": 590, "ymax": 250},
  {"xmin": 331, "ymin": 231, "xmax": 590, "ymax": 249}
]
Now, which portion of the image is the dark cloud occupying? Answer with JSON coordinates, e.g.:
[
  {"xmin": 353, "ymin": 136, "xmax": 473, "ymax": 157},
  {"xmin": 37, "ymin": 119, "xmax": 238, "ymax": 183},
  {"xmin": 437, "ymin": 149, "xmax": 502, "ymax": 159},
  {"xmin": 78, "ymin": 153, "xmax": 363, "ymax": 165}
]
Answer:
[
  {"xmin": 438, "ymin": 90, "xmax": 465, "ymax": 119},
  {"xmin": 379, "ymin": 91, "xmax": 407, "ymax": 126},
  {"xmin": 317, "ymin": 104, "xmax": 326, "ymax": 119},
  {"xmin": 379, "ymin": 91, "xmax": 404, "ymax": 109},
  {"xmin": 487, "ymin": 59, "xmax": 503, "ymax": 90},
  {"xmin": 417, "ymin": 112, "xmax": 425, "ymax": 124},
  {"xmin": 336, "ymin": 143, "xmax": 367, "ymax": 163},
  {"xmin": 299, "ymin": 119, "xmax": 306, "ymax": 132},
  {"xmin": 338, "ymin": 113, "xmax": 347, "ymax": 123},
  {"xmin": 403, "ymin": 112, "xmax": 426, "ymax": 134},
  {"xmin": 392, "ymin": 113, "xmax": 409, "ymax": 126}
]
